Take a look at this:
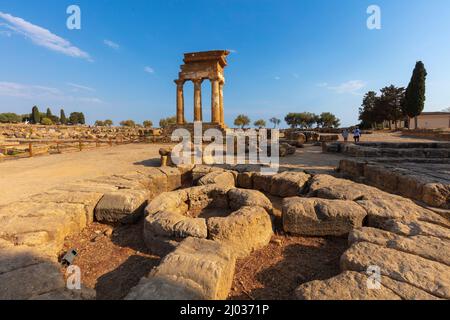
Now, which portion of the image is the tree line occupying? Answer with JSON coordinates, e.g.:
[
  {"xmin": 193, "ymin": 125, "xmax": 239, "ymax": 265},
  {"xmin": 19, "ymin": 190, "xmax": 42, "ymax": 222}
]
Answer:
[
  {"xmin": 359, "ymin": 61, "xmax": 427, "ymax": 129},
  {"xmin": 233, "ymin": 112, "xmax": 340, "ymax": 129},
  {"xmin": 0, "ymin": 106, "xmax": 85, "ymax": 125}
]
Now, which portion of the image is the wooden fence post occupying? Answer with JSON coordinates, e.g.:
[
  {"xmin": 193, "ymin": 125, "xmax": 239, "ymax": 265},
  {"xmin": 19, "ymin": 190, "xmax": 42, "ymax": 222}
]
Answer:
[
  {"xmin": 79, "ymin": 139, "xmax": 83, "ymax": 151},
  {"xmin": 29, "ymin": 142, "xmax": 33, "ymax": 157}
]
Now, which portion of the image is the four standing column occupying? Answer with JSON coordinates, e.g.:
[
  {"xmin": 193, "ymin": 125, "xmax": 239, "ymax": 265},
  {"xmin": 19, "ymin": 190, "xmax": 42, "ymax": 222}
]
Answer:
[
  {"xmin": 211, "ymin": 78, "xmax": 221, "ymax": 124},
  {"xmin": 175, "ymin": 77, "xmax": 225, "ymax": 126},
  {"xmin": 193, "ymin": 79, "xmax": 203, "ymax": 122},
  {"xmin": 219, "ymin": 82, "xmax": 224, "ymax": 126},
  {"xmin": 175, "ymin": 80, "xmax": 185, "ymax": 125}
]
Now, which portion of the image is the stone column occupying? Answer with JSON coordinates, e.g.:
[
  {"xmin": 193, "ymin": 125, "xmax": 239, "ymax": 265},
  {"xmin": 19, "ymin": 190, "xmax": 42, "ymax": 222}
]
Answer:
[
  {"xmin": 175, "ymin": 80, "xmax": 185, "ymax": 125},
  {"xmin": 211, "ymin": 78, "xmax": 220, "ymax": 124},
  {"xmin": 219, "ymin": 82, "xmax": 224, "ymax": 126},
  {"xmin": 193, "ymin": 79, "xmax": 203, "ymax": 122}
]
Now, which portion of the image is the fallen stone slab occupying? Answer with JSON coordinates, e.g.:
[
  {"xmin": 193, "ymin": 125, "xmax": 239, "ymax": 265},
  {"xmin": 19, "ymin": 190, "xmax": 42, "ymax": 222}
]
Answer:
[
  {"xmin": 0, "ymin": 260, "xmax": 65, "ymax": 300},
  {"xmin": 349, "ymin": 227, "xmax": 450, "ymax": 266},
  {"xmin": 282, "ymin": 197, "xmax": 367, "ymax": 237},
  {"xmin": 126, "ymin": 238, "xmax": 236, "ymax": 300},
  {"xmin": 29, "ymin": 286, "xmax": 96, "ymax": 300},
  {"xmin": 197, "ymin": 171, "xmax": 235, "ymax": 188},
  {"xmin": 227, "ymin": 188, "xmax": 273, "ymax": 213},
  {"xmin": 0, "ymin": 202, "xmax": 88, "ymax": 253},
  {"xmin": 269, "ymin": 171, "xmax": 310, "ymax": 197},
  {"xmin": 236, "ymin": 172, "xmax": 254, "ymax": 189},
  {"xmin": 95, "ymin": 189, "xmax": 148, "ymax": 224},
  {"xmin": 341, "ymin": 242, "xmax": 450, "ymax": 299},
  {"xmin": 378, "ymin": 219, "xmax": 450, "ymax": 241},
  {"xmin": 295, "ymin": 271, "xmax": 400, "ymax": 300},
  {"xmin": 356, "ymin": 196, "xmax": 450, "ymax": 228},
  {"xmin": 207, "ymin": 206, "xmax": 273, "ymax": 258},
  {"xmin": 308, "ymin": 174, "xmax": 384, "ymax": 201},
  {"xmin": 296, "ymin": 271, "xmax": 439, "ymax": 300}
]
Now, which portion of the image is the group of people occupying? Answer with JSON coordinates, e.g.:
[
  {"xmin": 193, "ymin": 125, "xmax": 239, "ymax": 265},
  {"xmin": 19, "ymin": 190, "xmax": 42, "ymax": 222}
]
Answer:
[{"xmin": 342, "ymin": 127, "xmax": 361, "ymax": 143}]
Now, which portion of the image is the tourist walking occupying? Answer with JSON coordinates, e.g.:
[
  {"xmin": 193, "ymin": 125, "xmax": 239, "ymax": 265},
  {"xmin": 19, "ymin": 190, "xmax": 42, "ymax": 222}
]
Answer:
[
  {"xmin": 342, "ymin": 129, "xmax": 349, "ymax": 143},
  {"xmin": 353, "ymin": 127, "xmax": 361, "ymax": 143}
]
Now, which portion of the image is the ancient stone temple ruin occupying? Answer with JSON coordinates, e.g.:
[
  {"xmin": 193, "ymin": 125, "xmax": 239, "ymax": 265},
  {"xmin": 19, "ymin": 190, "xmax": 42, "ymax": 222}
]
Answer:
[{"xmin": 175, "ymin": 50, "xmax": 229, "ymax": 128}]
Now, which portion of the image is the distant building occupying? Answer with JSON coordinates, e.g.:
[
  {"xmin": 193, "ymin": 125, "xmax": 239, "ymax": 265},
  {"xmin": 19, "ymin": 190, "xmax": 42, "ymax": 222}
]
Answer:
[{"xmin": 409, "ymin": 112, "xmax": 450, "ymax": 130}]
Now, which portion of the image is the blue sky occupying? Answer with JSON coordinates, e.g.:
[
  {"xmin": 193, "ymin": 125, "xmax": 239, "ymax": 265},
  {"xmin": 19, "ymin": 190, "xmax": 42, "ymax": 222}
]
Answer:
[{"xmin": 0, "ymin": 0, "xmax": 449, "ymax": 127}]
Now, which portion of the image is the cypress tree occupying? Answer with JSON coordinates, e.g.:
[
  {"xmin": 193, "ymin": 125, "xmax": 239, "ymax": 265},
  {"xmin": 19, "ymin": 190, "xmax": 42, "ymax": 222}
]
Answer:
[
  {"xmin": 32, "ymin": 106, "xmax": 40, "ymax": 124},
  {"xmin": 46, "ymin": 108, "xmax": 52, "ymax": 118},
  {"xmin": 403, "ymin": 61, "xmax": 427, "ymax": 129},
  {"xmin": 60, "ymin": 109, "xmax": 67, "ymax": 124}
]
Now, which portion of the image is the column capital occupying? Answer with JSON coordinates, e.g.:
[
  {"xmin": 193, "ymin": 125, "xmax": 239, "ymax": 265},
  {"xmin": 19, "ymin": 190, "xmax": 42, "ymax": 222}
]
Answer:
[
  {"xmin": 192, "ymin": 78, "xmax": 203, "ymax": 86},
  {"xmin": 174, "ymin": 79, "xmax": 185, "ymax": 86}
]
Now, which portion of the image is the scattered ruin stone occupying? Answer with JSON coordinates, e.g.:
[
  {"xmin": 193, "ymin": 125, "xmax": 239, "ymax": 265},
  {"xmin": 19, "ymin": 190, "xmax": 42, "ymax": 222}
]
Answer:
[
  {"xmin": 341, "ymin": 242, "xmax": 450, "ymax": 299},
  {"xmin": 282, "ymin": 197, "xmax": 367, "ymax": 237},
  {"xmin": 377, "ymin": 219, "xmax": 450, "ymax": 240},
  {"xmin": 349, "ymin": 227, "xmax": 450, "ymax": 266},
  {"xmin": 227, "ymin": 188, "xmax": 273, "ymax": 213},
  {"xmin": 356, "ymin": 196, "xmax": 449, "ymax": 228},
  {"xmin": 197, "ymin": 171, "xmax": 235, "ymax": 187},
  {"xmin": 295, "ymin": 271, "xmax": 439, "ymax": 300},
  {"xmin": 269, "ymin": 171, "xmax": 311, "ymax": 197},
  {"xmin": 126, "ymin": 237, "xmax": 236, "ymax": 300},
  {"xmin": 236, "ymin": 171, "xmax": 254, "ymax": 189},
  {"xmin": 95, "ymin": 189, "xmax": 148, "ymax": 224},
  {"xmin": 207, "ymin": 206, "xmax": 273, "ymax": 258}
]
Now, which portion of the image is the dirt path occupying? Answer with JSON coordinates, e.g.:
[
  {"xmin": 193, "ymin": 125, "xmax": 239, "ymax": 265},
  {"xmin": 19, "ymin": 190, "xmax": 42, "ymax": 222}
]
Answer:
[{"xmin": 0, "ymin": 143, "xmax": 165, "ymax": 205}]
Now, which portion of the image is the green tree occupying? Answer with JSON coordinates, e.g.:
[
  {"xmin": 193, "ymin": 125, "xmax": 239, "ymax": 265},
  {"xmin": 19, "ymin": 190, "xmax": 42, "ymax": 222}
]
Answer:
[
  {"xmin": 269, "ymin": 117, "xmax": 281, "ymax": 128},
  {"xmin": 95, "ymin": 120, "xmax": 105, "ymax": 126},
  {"xmin": 0, "ymin": 113, "xmax": 22, "ymax": 123},
  {"xmin": 104, "ymin": 119, "xmax": 113, "ymax": 127},
  {"xmin": 31, "ymin": 106, "xmax": 40, "ymax": 124},
  {"xmin": 319, "ymin": 112, "xmax": 341, "ymax": 128},
  {"xmin": 46, "ymin": 108, "xmax": 52, "ymax": 118},
  {"xmin": 41, "ymin": 117, "xmax": 53, "ymax": 125},
  {"xmin": 120, "ymin": 120, "xmax": 136, "ymax": 127},
  {"xmin": 143, "ymin": 120, "xmax": 153, "ymax": 128},
  {"xmin": 69, "ymin": 112, "xmax": 86, "ymax": 125},
  {"xmin": 403, "ymin": 61, "xmax": 427, "ymax": 129},
  {"xmin": 234, "ymin": 114, "xmax": 251, "ymax": 129},
  {"xmin": 60, "ymin": 109, "xmax": 67, "ymax": 124},
  {"xmin": 159, "ymin": 116, "xmax": 177, "ymax": 129},
  {"xmin": 285, "ymin": 113, "xmax": 301, "ymax": 128},
  {"xmin": 359, "ymin": 91, "xmax": 378, "ymax": 129},
  {"xmin": 378, "ymin": 85, "xmax": 405, "ymax": 130},
  {"xmin": 254, "ymin": 119, "xmax": 266, "ymax": 129}
]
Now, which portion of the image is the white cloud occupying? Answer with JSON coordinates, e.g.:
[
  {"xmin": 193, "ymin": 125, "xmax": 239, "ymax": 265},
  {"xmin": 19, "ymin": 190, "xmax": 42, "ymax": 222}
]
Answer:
[
  {"xmin": 144, "ymin": 66, "xmax": 155, "ymax": 74},
  {"xmin": 103, "ymin": 39, "xmax": 119, "ymax": 50},
  {"xmin": 321, "ymin": 80, "xmax": 366, "ymax": 95},
  {"xmin": 0, "ymin": 81, "xmax": 102, "ymax": 104},
  {"xmin": 67, "ymin": 82, "xmax": 95, "ymax": 92},
  {"xmin": 0, "ymin": 12, "xmax": 91, "ymax": 61}
]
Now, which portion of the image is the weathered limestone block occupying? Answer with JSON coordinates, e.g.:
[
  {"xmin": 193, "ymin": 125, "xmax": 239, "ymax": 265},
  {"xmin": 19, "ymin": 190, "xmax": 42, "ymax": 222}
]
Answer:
[
  {"xmin": 252, "ymin": 173, "xmax": 273, "ymax": 193},
  {"xmin": 56, "ymin": 182, "xmax": 118, "ymax": 194},
  {"xmin": 192, "ymin": 165, "xmax": 225, "ymax": 183},
  {"xmin": 282, "ymin": 197, "xmax": 367, "ymax": 237},
  {"xmin": 378, "ymin": 219, "xmax": 450, "ymax": 241},
  {"xmin": 141, "ymin": 167, "xmax": 170, "ymax": 199},
  {"xmin": 227, "ymin": 188, "xmax": 273, "ymax": 213},
  {"xmin": 296, "ymin": 271, "xmax": 439, "ymax": 300},
  {"xmin": 422, "ymin": 183, "xmax": 450, "ymax": 209},
  {"xmin": 197, "ymin": 171, "xmax": 235, "ymax": 188},
  {"xmin": 88, "ymin": 175, "xmax": 145, "ymax": 190},
  {"xmin": 145, "ymin": 190, "xmax": 189, "ymax": 216},
  {"xmin": 0, "ymin": 202, "xmax": 87, "ymax": 252},
  {"xmin": 173, "ymin": 218, "xmax": 208, "ymax": 239},
  {"xmin": 95, "ymin": 189, "xmax": 148, "ymax": 224},
  {"xmin": 269, "ymin": 171, "xmax": 311, "ymax": 197},
  {"xmin": 363, "ymin": 164, "xmax": 399, "ymax": 194},
  {"xmin": 338, "ymin": 159, "xmax": 365, "ymax": 178},
  {"xmin": 308, "ymin": 174, "xmax": 384, "ymax": 201},
  {"xmin": 356, "ymin": 196, "xmax": 449, "ymax": 228},
  {"xmin": 341, "ymin": 242, "xmax": 450, "ymax": 299},
  {"xmin": 207, "ymin": 206, "xmax": 273, "ymax": 258},
  {"xmin": 236, "ymin": 172, "xmax": 254, "ymax": 189},
  {"xmin": 295, "ymin": 271, "xmax": 401, "ymax": 300},
  {"xmin": 30, "ymin": 286, "xmax": 96, "ymax": 300},
  {"xmin": 0, "ymin": 259, "xmax": 65, "ymax": 300},
  {"xmin": 187, "ymin": 185, "xmax": 230, "ymax": 211},
  {"xmin": 126, "ymin": 238, "xmax": 236, "ymax": 300},
  {"xmin": 158, "ymin": 166, "xmax": 182, "ymax": 191},
  {"xmin": 349, "ymin": 227, "xmax": 450, "ymax": 266},
  {"xmin": 27, "ymin": 190, "xmax": 104, "ymax": 223}
]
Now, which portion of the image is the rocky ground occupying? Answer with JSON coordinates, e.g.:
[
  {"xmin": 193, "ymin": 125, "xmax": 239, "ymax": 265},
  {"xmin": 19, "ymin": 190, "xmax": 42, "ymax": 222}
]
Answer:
[{"xmin": 0, "ymin": 132, "xmax": 449, "ymax": 300}]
